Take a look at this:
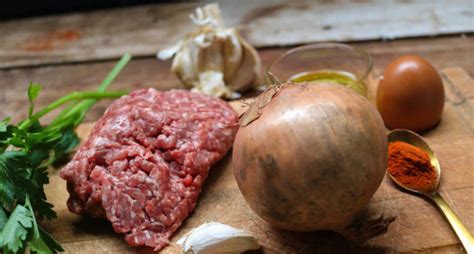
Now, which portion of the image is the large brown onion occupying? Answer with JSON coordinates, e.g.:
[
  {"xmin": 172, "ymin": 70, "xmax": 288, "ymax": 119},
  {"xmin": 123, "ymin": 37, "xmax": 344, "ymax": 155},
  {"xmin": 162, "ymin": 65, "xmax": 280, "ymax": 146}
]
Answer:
[{"xmin": 233, "ymin": 83, "xmax": 392, "ymax": 238}]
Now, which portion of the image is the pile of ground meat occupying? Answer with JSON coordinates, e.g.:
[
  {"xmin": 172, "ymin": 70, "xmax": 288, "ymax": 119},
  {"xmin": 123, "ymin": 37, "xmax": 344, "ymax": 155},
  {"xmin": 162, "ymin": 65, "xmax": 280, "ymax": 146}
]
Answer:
[{"xmin": 60, "ymin": 88, "xmax": 239, "ymax": 250}]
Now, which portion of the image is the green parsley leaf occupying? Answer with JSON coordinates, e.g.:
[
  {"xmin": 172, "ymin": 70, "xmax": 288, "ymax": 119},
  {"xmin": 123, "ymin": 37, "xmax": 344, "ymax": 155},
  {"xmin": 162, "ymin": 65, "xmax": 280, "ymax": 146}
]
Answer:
[
  {"xmin": 38, "ymin": 227, "xmax": 64, "ymax": 253},
  {"xmin": 0, "ymin": 155, "xmax": 16, "ymax": 209},
  {"xmin": 51, "ymin": 128, "xmax": 80, "ymax": 167},
  {"xmin": 26, "ymin": 197, "xmax": 63, "ymax": 254},
  {"xmin": 0, "ymin": 204, "xmax": 32, "ymax": 252},
  {"xmin": 28, "ymin": 83, "xmax": 42, "ymax": 117},
  {"xmin": 28, "ymin": 83, "xmax": 42, "ymax": 101},
  {"xmin": 0, "ymin": 53, "xmax": 131, "ymax": 253},
  {"xmin": 0, "ymin": 208, "xmax": 7, "ymax": 230},
  {"xmin": 29, "ymin": 167, "xmax": 56, "ymax": 221},
  {"xmin": 0, "ymin": 118, "xmax": 9, "ymax": 133},
  {"xmin": 0, "ymin": 119, "xmax": 14, "ymax": 152}
]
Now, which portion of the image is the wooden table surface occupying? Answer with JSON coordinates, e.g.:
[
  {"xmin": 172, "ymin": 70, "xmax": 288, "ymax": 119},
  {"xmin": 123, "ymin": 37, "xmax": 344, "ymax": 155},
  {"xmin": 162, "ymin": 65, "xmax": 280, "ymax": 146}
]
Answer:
[{"xmin": 0, "ymin": 1, "xmax": 473, "ymax": 253}]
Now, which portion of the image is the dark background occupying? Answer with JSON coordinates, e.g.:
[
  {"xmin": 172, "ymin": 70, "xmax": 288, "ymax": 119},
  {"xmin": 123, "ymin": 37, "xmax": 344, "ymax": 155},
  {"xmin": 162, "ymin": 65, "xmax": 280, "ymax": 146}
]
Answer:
[{"xmin": 1, "ymin": 0, "xmax": 187, "ymax": 20}]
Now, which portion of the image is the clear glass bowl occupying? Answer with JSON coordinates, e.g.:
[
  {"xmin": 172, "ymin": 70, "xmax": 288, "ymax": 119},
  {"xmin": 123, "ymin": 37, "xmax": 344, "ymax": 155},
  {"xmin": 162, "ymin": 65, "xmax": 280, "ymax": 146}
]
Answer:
[{"xmin": 265, "ymin": 43, "xmax": 373, "ymax": 97}]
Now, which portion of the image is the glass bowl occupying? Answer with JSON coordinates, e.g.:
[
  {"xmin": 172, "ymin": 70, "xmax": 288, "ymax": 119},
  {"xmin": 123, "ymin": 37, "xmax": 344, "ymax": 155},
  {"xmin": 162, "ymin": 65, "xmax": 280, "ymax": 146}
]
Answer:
[{"xmin": 265, "ymin": 43, "xmax": 373, "ymax": 97}]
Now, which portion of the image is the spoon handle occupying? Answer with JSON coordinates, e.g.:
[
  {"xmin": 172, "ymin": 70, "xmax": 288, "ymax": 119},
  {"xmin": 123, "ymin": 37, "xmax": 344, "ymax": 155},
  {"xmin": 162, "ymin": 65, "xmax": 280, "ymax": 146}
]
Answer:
[{"xmin": 430, "ymin": 192, "xmax": 474, "ymax": 253}]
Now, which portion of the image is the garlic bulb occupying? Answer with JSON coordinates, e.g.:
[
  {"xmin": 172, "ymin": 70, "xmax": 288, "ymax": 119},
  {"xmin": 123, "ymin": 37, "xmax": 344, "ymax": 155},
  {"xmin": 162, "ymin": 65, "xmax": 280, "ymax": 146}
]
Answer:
[
  {"xmin": 157, "ymin": 3, "xmax": 261, "ymax": 99},
  {"xmin": 176, "ymin": 222, "xmax": 259, "ymax": 254}
]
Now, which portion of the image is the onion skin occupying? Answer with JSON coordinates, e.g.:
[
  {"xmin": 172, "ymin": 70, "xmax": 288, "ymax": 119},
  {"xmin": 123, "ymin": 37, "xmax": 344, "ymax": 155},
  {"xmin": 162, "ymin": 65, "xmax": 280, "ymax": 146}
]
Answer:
[{"xmin": 233, "ymin": 83, "xmax": 388, "ymax": 233}]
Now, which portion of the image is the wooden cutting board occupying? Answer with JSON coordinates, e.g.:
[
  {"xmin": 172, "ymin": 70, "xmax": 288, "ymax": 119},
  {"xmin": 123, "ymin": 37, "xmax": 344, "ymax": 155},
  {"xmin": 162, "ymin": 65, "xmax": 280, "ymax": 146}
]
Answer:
[{"xmin": 43, "ymin": 67, "xmax": 474, "ymax": 253}]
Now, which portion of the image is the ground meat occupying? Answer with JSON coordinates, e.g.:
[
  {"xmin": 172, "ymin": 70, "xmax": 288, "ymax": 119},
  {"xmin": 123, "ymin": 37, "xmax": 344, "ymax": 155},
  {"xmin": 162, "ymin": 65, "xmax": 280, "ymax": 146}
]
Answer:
[{"xmin": 60, "ymin": 88, "xmax": 239, "ymax": 251}]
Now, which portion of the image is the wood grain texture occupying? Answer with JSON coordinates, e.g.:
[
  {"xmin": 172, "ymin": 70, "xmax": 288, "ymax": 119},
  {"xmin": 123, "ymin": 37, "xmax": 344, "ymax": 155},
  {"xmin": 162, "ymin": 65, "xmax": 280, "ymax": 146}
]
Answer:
[
  {"xmin": 0, "ymin": 0, "xmax": 472, "ymax": 68},
  {"xmin": 38, "ymin": 67, "xmax": 474, "ymax": 253},
  {"xmin": 1, "ymin": 36, "xmax": 472, "ymax": 124}
]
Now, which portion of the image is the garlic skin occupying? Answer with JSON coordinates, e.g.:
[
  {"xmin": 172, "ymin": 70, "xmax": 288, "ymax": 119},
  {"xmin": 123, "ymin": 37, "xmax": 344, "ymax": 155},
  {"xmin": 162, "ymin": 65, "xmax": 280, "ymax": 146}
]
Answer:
[
  {"xmin": 176, "ymin": 222, "xmax": 260, "ymax": 254},
  {"xmin": 157, "ymin": 3, "xmax": 261, "ymax": 99}
]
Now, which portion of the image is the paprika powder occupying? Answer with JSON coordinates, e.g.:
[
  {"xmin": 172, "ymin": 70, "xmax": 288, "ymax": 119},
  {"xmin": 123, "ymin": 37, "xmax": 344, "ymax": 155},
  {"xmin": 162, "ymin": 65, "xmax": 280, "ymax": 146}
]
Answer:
[{"xmin": 387, "ymin": 141, "xmax": 437, "ymax": 192}]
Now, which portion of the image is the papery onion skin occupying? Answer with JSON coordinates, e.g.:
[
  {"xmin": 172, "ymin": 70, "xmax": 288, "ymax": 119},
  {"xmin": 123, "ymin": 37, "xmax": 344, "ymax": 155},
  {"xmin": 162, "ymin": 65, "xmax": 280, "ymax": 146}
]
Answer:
[{"xmin": 233, "ymin": 83, "xmax": 388, "ymax": 233}]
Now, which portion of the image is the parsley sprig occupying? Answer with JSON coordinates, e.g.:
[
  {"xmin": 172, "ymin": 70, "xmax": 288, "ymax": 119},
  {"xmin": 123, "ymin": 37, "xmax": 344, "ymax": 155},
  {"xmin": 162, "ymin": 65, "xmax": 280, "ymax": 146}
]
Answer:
[{"xmin": 0, "ymin": 54, "xmax": 131, "ymax": 253}]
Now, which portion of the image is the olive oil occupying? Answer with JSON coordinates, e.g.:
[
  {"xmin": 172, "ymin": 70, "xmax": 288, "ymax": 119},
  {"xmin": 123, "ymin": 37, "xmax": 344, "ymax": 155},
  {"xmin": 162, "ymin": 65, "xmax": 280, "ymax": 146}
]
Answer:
[{"xmin": 289, "ymin": 70, "xmax": 367, "ymax": 96}]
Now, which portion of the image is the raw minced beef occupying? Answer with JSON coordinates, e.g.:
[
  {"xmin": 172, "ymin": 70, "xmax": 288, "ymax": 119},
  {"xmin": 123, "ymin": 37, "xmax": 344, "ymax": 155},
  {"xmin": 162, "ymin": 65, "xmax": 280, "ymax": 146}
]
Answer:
[{"xmin": 60, "ymin": 88, "xmax": 239, "ymax": 250}]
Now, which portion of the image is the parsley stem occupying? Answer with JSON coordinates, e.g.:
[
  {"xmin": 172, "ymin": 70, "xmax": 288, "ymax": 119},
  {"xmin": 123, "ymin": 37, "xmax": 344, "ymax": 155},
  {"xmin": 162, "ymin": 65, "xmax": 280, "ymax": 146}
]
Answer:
[
  {"xmin": 48, "ymin": 100, "xmax": 80, "ymax": 126},
  {"xmin": 18, "ymin": 91, "xmax": 125, "ymax": 131},
  {"xmin": 24, "ymin": 53, "xmax": 132, "ymax": 130},
  {"xmin": 98, "ymin": 53, "xmax": 132, "ymax": 92},
  {"xmin": 62, "ymin": 53, "xmax": 132, "ymax": 123}
]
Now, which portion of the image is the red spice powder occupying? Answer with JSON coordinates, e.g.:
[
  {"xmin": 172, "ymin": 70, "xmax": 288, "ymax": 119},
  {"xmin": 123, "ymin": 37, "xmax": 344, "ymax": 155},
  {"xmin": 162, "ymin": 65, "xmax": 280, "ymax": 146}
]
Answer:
[{"xmin": 387, "ymin": 141, "xmax": 437, "ymax": 192}]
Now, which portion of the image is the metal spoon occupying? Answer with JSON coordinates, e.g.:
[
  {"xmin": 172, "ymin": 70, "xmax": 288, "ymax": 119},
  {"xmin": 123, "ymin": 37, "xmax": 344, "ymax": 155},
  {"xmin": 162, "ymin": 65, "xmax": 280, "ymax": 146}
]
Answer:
[{"xmin": 387, "ymin": 129, "xmax": 474, "ymax": 253}]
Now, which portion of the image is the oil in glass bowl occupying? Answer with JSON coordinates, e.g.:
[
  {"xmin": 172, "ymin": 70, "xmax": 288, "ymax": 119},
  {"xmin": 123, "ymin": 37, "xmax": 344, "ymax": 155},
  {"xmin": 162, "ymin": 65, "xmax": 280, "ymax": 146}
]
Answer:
[
  {"xmin": 266, "ymin": 43, "xmax": 372, "ymax": 98},
  {"xmin": 289, "ymin": 69, "xmax": 367, "ymax": 96}
]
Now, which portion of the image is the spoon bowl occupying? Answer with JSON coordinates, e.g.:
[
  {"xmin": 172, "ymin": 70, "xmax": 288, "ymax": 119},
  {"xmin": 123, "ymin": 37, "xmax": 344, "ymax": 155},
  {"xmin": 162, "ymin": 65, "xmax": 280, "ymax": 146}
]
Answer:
[
  {"xmin": 387, "ymin": 129, "xmax": 441, "ymax": 194},
  {"xmin": 387, "ymin": 129, "xmax": 474, "ymax": 253}
]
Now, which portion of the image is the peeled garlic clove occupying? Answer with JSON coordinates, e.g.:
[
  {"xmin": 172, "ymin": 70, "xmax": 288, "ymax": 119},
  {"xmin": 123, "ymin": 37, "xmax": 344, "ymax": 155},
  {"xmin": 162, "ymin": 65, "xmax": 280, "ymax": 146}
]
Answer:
[{"xmin": 177, "ymin": 222, "xmax": 259, "ymax": 254}]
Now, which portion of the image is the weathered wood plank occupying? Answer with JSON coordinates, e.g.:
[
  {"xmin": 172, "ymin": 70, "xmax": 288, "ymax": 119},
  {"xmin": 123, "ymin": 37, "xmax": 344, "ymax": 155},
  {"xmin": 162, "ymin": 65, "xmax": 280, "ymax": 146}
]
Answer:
[
  {"xmin": 1, "ymin": 36, "xmax": 472, "ymax": 124},
  {"xmin": 235, "ymin": 0, "xmax": 474, "ymax": 46},
  {"xmin": 0, "ymin": 0, "xmax": 472, "ymax": 68}
]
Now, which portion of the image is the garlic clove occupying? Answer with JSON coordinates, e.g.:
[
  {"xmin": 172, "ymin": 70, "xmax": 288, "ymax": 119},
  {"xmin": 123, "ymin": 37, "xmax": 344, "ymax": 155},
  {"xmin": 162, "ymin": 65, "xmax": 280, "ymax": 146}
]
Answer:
[
  {"xmin": 157, "ymin": 40, "xmax": 183, "ymax": 60},
  {"xmin": 197, "ymin": 36, "xmax": 224, "ymax": 74},
  {"xmin": 177, "ymin": 222, "xmax": 259, "ymax": 254},
  {"xmin": 191, "ymin": 71, "xmax": 239, "ymax": 99},
  {"xmin": 223, "ymin": 31, "xmax": 243, "ymax": 81},
  {"xmin": 172, "ymin": 42, "xmax": 196, "ymax": 88},
  {"xmin": 225, "ymin": 34, "xmax": 261, "ymax": 92}
]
